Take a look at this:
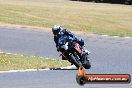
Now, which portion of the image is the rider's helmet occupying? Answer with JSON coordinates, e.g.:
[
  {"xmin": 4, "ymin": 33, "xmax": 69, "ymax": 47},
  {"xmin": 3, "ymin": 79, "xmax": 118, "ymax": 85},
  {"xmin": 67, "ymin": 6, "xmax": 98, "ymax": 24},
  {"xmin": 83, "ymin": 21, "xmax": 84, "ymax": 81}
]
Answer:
[{"xmin": 52, "ymin": 24, "xmax": 62, "ymax": 36}]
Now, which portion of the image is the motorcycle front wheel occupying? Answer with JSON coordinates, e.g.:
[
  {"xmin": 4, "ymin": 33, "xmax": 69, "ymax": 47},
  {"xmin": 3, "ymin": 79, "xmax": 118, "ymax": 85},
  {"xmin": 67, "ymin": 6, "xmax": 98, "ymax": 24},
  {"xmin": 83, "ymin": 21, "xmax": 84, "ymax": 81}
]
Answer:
[{"xmin": 82, "ymin": 54, "xmax": 91, "ymax": 69}]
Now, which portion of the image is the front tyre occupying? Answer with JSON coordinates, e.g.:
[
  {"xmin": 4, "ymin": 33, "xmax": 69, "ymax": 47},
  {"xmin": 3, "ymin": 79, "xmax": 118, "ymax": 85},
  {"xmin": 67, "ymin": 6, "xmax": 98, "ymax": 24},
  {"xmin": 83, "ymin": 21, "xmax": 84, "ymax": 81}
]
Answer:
[
  {"xmin": 82, "ymin": 54, "xmax": 91, "ymax": 69},
  {"xmin": 83, "ymin": 59, "xmax": 91, "ymax": 69}
]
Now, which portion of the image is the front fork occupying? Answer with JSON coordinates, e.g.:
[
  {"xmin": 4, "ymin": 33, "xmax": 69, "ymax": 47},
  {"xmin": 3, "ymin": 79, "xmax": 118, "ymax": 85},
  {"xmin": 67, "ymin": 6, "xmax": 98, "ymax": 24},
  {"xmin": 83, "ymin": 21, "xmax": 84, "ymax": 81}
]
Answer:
[
  {"xmin": 73, "ymin": 51, "xmax": 82, "ymax": 64},
  {"xmin": 60, "ymin": 51, "xmax": 82, "ymax": 69}
]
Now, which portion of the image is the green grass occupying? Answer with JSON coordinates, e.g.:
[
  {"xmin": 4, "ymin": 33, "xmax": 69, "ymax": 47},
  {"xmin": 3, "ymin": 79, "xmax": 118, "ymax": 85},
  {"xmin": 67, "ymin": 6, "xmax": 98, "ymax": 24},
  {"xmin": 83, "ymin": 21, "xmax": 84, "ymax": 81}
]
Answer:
[
  {"xmin": 0, "ymin": 0, "xmax": 132, "ymax": 36},
  {"xmin": 0, "ymin": 53, "xmax": 70, "ymax": 71}
]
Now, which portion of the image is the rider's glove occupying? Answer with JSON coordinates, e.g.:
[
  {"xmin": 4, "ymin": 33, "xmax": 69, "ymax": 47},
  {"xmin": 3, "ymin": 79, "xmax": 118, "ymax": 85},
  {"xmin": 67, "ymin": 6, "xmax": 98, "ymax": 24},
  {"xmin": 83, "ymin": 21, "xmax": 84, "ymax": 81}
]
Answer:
[{"xmin": 62, "ymin": 29, "xmax": 69, "ymax": 35}]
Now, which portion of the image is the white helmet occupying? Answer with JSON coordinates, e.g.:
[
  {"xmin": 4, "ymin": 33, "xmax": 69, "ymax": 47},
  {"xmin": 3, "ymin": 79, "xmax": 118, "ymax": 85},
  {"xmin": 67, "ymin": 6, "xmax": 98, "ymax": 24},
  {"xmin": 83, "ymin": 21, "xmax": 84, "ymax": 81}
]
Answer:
[{"xmin": 52, "ymin": 24, "xmax": 62, "ymax": 35}]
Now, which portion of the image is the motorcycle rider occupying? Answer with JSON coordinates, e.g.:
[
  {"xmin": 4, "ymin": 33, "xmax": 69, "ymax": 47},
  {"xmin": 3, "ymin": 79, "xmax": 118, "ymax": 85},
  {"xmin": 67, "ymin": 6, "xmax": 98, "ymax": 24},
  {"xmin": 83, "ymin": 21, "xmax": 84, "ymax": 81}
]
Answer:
[{"xmin": 52, "ymin": 24, "xmax": 86, "ymax": 61}]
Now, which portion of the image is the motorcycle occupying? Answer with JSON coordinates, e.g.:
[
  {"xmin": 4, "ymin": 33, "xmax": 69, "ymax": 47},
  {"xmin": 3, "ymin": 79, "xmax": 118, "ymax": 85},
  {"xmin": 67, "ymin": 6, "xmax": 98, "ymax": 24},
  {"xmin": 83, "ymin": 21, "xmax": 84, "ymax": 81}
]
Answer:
[{"xmin": 58, "ymin": 34, "xmax": 91, "ymax": 69}]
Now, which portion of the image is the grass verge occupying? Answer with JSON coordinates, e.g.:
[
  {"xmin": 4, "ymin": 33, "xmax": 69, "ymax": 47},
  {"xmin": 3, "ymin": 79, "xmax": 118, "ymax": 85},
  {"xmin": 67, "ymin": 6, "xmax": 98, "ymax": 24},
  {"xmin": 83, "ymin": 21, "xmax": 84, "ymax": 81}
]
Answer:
[
  {"xmin": 0, "ymin": 53, "xmax": 70, "ymax": 71},
  {"xmin": 0, "ymin": 0, "xmax": 132, "ymax": 36}
]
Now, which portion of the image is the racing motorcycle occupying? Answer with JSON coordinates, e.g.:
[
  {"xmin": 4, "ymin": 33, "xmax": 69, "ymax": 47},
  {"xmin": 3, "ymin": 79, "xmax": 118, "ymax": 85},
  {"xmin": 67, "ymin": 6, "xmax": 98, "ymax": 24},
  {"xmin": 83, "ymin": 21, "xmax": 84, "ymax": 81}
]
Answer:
[{"xmin": 58, "ymin": 34, "xmax": 91, "ymax": 69}]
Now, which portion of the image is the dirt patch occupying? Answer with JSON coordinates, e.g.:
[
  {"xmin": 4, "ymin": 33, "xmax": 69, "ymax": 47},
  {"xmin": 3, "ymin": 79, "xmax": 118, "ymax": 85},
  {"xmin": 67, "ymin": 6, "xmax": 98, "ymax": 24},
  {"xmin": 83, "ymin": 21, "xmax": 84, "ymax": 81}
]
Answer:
[
  {"xmin": 0, "ymin": 22, "xmax": 51, "ymax": 32},
  {"xmin": 0, "ymin": 22, "xmax": 88, "ymax": 35}
]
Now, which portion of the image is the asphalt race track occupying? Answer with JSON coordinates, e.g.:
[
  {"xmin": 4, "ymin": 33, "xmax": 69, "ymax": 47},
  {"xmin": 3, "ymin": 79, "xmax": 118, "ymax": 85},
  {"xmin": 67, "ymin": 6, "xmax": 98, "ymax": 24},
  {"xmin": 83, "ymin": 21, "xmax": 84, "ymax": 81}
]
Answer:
[{"xmin": 0, "ymin": 26, "xmax": 132, "ymax": 88}]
